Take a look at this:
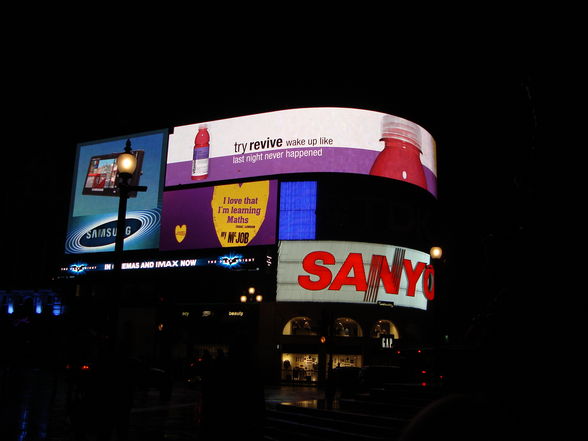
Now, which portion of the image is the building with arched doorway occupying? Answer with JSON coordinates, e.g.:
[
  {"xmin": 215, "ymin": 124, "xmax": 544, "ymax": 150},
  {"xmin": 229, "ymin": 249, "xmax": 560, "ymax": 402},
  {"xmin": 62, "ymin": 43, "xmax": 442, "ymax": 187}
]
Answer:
[{"xmin": 255, "ymin": 298, "xmax": 432, "ymax": 384}]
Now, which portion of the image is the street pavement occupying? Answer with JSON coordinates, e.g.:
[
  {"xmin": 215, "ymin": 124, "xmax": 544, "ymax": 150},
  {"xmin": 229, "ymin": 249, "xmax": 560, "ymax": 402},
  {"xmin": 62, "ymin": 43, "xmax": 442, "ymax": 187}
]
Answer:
[{"xmin": 0, "ymin": 368, "xmax": 326, "ymax": 441}]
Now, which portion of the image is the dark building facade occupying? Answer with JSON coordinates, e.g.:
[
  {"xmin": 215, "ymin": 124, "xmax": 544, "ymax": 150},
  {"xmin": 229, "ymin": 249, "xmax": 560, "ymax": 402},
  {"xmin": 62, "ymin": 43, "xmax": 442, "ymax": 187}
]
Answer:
[{"xmin": 52, "ymin": 107, "xmax": 442, "ymax": 387}]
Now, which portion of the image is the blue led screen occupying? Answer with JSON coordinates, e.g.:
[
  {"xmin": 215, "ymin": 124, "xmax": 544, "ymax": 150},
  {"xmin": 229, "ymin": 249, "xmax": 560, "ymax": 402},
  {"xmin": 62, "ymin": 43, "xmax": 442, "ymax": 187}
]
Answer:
[{"xmin": 278, "ymin": 181, "xmax": 317, "ymax": 240}]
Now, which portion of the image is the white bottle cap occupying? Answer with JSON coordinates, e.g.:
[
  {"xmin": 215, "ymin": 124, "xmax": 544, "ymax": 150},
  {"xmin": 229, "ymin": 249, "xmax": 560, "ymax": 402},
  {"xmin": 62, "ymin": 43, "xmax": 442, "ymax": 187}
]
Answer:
[{"xmin": 381, "ymin": 116, "xmax": 422, "ymax": 151}]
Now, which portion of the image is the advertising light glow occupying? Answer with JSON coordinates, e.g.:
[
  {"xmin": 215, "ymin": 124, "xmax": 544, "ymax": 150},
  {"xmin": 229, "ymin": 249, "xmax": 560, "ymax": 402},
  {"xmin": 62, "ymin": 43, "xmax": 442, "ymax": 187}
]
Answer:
[
  {"xmin": 65, "ymin": 130, "xmax": 167, "ymax": 254},
  {"xmin": 165, "ymin": 108, "xmax": 437, "ymax": 197},
  {"xmin": 59, "ymin": 250, "xmax": 263, "ymax": 277},
  {"xmin": 277, "ymin": 240, "xmax": 433, "ymax": 310},
  {"xmin": 66, "ymin": 209, "xmax": 161, "ymax": 253},
  {"xmin": 160, "ymin": 180, "xmax": 277, "ymax": 251},
  {"xmin": 279, "ymin": 181, "xmax": 317, "ymax": 240}
]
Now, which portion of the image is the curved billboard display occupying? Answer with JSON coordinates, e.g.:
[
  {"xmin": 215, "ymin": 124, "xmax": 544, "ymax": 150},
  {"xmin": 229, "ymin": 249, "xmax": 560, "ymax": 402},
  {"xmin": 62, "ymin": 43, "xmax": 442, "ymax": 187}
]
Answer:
[
  {"xmin": 277, "ymin": 240, "xmax": 434, "ymax": 310},
  {"xmin": 166, "ymin": 107, "xmax": 437, "ymax": 197}
]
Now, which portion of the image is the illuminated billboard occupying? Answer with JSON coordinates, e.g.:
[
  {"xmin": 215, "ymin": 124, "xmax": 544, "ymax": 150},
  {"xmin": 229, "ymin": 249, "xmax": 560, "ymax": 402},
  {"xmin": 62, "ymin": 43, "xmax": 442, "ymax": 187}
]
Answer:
[
  {"xmin": 277, "ymin": 240, "xmax": 434, "ymax": 310},
  {"xmin": 65, "ymin": 130, "xmax": 168, "ymax": 254},
  {"xmin": 60, "ymin": 248, "xmax": 264, "ymax": 276},
  {"xmin": 166, "ymin": 108, "xmax": 437, "ymax": 197},
  {"xmin": 160, "ymin": 180, "xmax": 278, "ymax": 250}
]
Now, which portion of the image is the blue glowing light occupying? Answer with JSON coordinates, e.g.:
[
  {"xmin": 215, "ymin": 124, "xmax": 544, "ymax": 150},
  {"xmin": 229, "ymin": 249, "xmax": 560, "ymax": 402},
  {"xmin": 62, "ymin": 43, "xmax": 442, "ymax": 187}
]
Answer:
[
  {"xmin": 52, "ymin": 301, "xmax": 62, "ymax": 316},
  {"xmin": 217, "ymin": 254, "xmax": 244, "ymax": 267},
  {"xmin": 68, "ymin": 262, "xmax": 88, "ymax": 275},
  {"xmin": 279, "ymin": 181, "xmax": 317, "ymax": 240}
]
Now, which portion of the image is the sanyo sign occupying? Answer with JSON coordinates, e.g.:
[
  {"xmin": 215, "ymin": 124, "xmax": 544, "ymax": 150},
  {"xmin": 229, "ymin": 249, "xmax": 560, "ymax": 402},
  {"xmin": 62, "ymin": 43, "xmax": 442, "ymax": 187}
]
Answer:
[{"xmin": 277, "ymin": 241, "xmax": 434, "ymax": 310}]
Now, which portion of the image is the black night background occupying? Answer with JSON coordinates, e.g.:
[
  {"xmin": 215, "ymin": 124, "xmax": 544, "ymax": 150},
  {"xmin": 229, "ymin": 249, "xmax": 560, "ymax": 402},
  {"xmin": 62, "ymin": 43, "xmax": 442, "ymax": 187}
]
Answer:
[
  {"xmin": 5, "ymin": 48, "xmax": 547, "ymax": 331},
  {"xmin": 1, "ymin": 34, "xmax": 569, "ymax": 440}
]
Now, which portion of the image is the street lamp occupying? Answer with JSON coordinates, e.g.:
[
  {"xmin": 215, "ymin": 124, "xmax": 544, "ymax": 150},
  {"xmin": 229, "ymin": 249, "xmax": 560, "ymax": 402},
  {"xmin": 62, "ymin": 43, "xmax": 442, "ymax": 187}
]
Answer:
[
  {"xmin": 117, "ymin": 147, "xmax": 138, "ymax": 176},
  {"xmin": 107, "ymin": 139, "xmax": 148, "ymax": 352},
  {"xmin": 114, "ymin": 139, "xmax": 147, "ymax": 270},
  {"xmin": 430, "ymin": 246, "xmax": 443, "ymax": 260},
  {"xmin": 240, "ymin": 286, "xmax": 262, "ymax": 303}
]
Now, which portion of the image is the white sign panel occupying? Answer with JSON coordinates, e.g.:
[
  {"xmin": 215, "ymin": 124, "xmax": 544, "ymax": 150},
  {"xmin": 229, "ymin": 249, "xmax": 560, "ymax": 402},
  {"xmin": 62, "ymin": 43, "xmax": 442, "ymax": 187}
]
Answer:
[
  {"xmin": 277, "ymin": 240, "xmax": 434, "ymax": 310},
  {"xmin": 166, "ymin": 108, "xmax": 437, "ymax": 197}
]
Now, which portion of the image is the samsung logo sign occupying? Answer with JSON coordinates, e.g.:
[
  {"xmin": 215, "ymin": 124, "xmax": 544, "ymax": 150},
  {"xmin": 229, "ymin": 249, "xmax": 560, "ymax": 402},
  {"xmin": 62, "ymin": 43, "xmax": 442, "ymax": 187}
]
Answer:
[
  {"xmin": 65, "ymin": 209, "xmax": 161, "ymax": 254},
  {"xmin": 80, "ymin": 219, "xmax": 142, "ymax": 247}
]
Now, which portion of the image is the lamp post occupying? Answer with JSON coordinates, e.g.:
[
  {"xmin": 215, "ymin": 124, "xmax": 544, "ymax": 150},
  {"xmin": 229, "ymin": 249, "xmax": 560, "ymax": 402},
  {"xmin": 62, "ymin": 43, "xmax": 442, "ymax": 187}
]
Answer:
[
  {"xmin": 107, "ymin": 139, "xmax": 148, "ymax": 354},
  {"xmin": 114, "ymin": 139, "xmax": 147, "ymax": 271}
]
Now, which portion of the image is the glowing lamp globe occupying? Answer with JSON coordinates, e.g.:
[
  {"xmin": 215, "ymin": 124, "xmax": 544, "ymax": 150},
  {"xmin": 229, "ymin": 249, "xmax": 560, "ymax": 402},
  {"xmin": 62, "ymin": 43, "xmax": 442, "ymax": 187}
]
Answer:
[
  {"xmin": 117, "ymin": 152, "xmax": 137, "ymax": 175},
  {"xmin": 430, "ymin": 246, "xmax": 443, "ymax": 259}
]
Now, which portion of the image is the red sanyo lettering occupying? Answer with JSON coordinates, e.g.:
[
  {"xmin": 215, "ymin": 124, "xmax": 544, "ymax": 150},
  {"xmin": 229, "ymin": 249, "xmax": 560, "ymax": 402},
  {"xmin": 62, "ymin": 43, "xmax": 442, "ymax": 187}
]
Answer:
[
  {"xmin": 299, "ymin": 251, "xmax": 335, "ymax": 290},
  {"xmin": 329, "ymin": 253, "xmax": 366, "ymax": 291},
  {"xmin": 423, "ymin": 264, "xmax": 435, "ymax": 300},
  {"xmin": 297, "ymin": 251, "xmax": 435, "ymax": 300},
  {"xmin": 403, "ymin": 260, "xmax": 426, "ymax": 297}
]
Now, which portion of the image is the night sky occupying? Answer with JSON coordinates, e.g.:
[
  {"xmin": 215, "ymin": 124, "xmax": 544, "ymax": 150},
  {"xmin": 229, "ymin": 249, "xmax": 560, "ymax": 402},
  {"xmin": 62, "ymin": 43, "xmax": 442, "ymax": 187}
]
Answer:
[{"xmin": 3, "ymin": 41, "xmax": 550, "ymax": 339}]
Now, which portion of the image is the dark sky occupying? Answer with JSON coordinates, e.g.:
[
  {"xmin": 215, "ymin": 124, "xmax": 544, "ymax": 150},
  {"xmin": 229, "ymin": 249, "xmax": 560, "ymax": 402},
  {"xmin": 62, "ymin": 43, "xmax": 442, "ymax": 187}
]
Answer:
[{"xmin": 3, "ymin": 41, "xmax": 549, "ymax": 335}]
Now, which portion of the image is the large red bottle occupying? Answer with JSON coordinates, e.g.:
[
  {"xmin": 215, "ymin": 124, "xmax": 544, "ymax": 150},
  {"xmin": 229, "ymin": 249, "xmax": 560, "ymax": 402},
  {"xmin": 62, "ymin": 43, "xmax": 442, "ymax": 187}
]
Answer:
[
  {"xmin": 370, "ymin": 118, "xmax": 427, "ymax": 190},
  {"xmin": 191, "ymin": 126, "xmax": 210, "ymax": 180}
]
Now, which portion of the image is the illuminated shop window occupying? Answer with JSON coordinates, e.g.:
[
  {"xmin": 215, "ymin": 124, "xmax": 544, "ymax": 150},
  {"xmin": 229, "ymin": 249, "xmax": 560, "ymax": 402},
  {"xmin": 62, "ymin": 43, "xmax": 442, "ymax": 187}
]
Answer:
[
  {"xmin": 333, "ymin": 317, "xmax": 363, "ymax": 337},
  {"xmin": 279, "ymin": 181, "xmax": 317, "ymax": 240},
  {"xmin": 370, "ymin": 320, "xmax": 399, "ymax": 339},
  {"xmin": 332, "ymin": 354, "xmax": 363, "ymax": 369},
  {"xmin": 282, "ymin": 316, "xmax": 317, "ymax": 335},
  {"xmin": 282, "ymin": 353, "xmax": 319, "ymax": 382}
]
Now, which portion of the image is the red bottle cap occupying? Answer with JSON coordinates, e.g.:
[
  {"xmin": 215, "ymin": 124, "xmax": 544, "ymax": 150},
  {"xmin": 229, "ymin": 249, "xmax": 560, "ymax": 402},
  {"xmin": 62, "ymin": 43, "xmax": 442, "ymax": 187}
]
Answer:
[{"xmin": 194, "ymin": 125, "xmax": 209, "ymax": 147}]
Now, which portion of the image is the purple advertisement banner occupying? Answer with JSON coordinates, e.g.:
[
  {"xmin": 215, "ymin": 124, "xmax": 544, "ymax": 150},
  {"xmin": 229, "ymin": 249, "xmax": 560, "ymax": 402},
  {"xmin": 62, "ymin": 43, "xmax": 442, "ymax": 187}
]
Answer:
[
  {"xmin": 166, "ymin": 147, "xmax": 437, "ymax": 196},
  {"xmin": 160, "ymin": 180, "xmax": 278, "ymax": 251}
]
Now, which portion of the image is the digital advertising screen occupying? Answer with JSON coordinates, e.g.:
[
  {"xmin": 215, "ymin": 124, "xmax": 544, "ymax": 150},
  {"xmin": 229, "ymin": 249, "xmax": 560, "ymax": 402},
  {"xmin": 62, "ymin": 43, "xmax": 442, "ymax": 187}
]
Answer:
[
  {"xmin": 277, "ymin": 240, "xmax": 434, "ymax": 310},
  {"xmin": 160, "ymin": 180, "xmax": 278, "ymax": 251},
  {"xmin": 165, "ymin": 107, "xmax": 438, "ymax": 197},
  {"xmin": 65, "ymin": 130, "xmax": 168, "ymax": 254},
  {"xmin": 81, "ymin": 151, "xmax": 145, "ymax": 197}
]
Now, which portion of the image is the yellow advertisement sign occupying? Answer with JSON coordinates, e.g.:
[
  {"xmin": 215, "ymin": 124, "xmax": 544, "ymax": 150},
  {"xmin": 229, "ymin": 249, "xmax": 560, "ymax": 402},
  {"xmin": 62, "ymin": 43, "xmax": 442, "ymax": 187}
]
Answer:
[{"xmin": 211, "ymin": 180, "xmax": 270, "ymax": 247}]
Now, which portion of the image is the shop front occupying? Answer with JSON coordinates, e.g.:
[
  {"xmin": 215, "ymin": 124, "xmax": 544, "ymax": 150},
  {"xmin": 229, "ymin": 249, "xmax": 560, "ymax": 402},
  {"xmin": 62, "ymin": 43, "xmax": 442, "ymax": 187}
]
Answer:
[
  {"xmin": 281, "ymin": 353, "xmax": 319, "ymax": 383},
  {"xmin": 279, "ymin": 353, "xmax": 365, "ymax": 384},
  {"xmin": 271, "ymin": 303, "xmax": 415, "ymax": 385}
]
